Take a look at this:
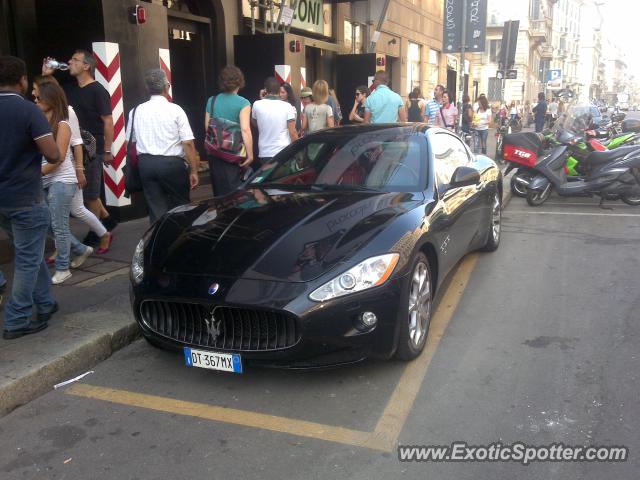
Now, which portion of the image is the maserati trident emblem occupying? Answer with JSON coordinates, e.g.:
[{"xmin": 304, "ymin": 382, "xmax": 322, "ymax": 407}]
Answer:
[
  {"xmin": 204, "ymin": 309, "xmax": 222, "ymax": 341},
  {"xmin": 208, "ymin": 282, "xmax": 220, "ymax": 295}
]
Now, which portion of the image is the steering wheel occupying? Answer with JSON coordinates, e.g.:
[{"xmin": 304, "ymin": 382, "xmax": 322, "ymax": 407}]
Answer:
[{"xmin": 388, "ymin": 162, "xmax": 420, "ymax": 184}]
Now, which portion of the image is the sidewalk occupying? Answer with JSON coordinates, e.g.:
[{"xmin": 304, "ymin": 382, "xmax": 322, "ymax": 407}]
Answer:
[
  {"xmin": 0, "ymin": 182, "xmax": 213, "ymax": 416},
  {"xmin": 0, "ymin": 169, "xmax": 515, "ymax": 416}
]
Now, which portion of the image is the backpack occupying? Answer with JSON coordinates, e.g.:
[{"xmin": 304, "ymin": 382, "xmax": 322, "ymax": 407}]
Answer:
[{"xmin": 408, "ymin": 99, "xmax": 422, "ymax": 122}]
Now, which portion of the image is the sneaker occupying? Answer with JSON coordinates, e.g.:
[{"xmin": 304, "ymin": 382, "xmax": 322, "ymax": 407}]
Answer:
[
  {"xmin": 71, "ymin": 246, "xmax": 94, "ymax": 268},
  {"xmin": 82, "ymin": 231, "xmax": 100, "ymax": 248},
  {"xmin": 51, "ymin": 270, "xmax": 72, "ymax": 285},
  {"xmin": 3, "ymin": 321, "xmax": 48, "ymax": 340}
]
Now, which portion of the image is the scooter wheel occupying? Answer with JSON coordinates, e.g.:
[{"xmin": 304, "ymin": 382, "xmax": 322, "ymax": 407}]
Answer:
[
  {"xmin": 510, "ymin": 173, "xmax": 529, "ymax": 198},
  {"xmin": 526, "ymin": 185, "xmax": 552, "ymax": 207},
  {"xmin": 621, "ymin": 195, "xmax": 640, "ymax": 206}
]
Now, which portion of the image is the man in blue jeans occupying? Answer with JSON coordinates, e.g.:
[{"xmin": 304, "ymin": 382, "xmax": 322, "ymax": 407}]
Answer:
[
  {"xmin": 0, "ymin": 56, "xmax": 61, "ymax": 339},
  {"xmin": 0, "ymin": 269, "xmax": 6, "ymax": 305}
]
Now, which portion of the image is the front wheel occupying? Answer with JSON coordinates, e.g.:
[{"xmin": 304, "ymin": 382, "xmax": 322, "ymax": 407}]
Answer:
[
  {"xmin": 396, "ymin": 253, "xmax": 432, "ymax": 361},
  {"xmin": 479, "ymin": 191, "xmax": 501, "ymax": 252},
  {"xmin": 526, "ymin": 183, "xmax": 552, "ymax": 206},
  {"xmin": 510, "ymin": 171, "xmax": 530, "ymax": 198},
  {"xmin": 621, "ymin": 195, "xmax": 640, "ymax": 206}
]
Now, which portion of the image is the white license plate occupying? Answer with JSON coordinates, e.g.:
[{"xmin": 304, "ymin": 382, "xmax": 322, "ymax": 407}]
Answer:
[{"xmin": 184, "ymin": 347, "xmax": 242, "ymax": 373}]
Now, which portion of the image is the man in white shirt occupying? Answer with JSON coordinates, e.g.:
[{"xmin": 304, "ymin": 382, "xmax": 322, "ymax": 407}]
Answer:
[
  {"xmin": 548, "ymin": 99, "xmax": 559, "ymax": 127},
  {"xmin": 251, "ymin": 77, "xmax": 298, "ymax": 162},
  {"xmin": 125, "ymin": 69, "xmax": 199, "ymax": 223}
]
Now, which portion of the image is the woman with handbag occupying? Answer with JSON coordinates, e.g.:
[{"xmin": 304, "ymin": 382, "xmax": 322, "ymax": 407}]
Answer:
[
  {"xmin": 126, "ymin": 69, "xmax": 199, "ymax": 224},
  {"xmin": 35, "ymin": 81, "xmax": 93, "ymax": 284},
  {"xmin": 204, "ymin": 66, "xmax": 254, "ymax": 197},
  {"xmin": 34, "ymin": 75, "xmax": 112, "ymax": 258}
]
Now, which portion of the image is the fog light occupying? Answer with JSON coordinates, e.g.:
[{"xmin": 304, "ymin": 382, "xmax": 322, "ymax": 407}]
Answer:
[{"xmin": 360, "ymin": 311, "xmax": 377, "ymax": 327}]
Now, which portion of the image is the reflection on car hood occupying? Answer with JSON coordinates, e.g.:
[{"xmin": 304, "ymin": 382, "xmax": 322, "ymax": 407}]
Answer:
[{"xmin": 151, "ymin": 187, "xmax": 420, "ymax": 282}]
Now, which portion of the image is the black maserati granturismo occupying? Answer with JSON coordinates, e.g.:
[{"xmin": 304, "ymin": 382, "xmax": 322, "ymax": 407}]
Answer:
[{"xmin": 130, "ymin": 124, "xmax": 502, "ymax": 371}]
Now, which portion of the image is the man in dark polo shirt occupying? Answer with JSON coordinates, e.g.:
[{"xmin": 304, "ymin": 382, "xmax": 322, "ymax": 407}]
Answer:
[
  {"xmin": 43, "ymin": 49, "xmax": 117, "ymax": 246},
  {"xmin": 0, "ymin": 56, "xmax": 61, "ymax": 339}
]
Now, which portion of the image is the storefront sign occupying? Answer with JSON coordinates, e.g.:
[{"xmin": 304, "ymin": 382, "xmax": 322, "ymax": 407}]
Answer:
[
  {"xmin": 291, "ymin": 0, "xmax": 325, "ymax": 35},
  {"xmin": 242, "ymin": 0, "xmax": 331, "ymax": 37},
  {"xmin": 443, "ymin": 0, "xmax": 487, "ymax": 53}
]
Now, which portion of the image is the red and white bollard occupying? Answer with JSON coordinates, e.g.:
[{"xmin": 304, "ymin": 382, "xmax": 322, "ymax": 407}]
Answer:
[{"xmin": 93, "ymin": 42, "xmax": 130, "ymax": 207}]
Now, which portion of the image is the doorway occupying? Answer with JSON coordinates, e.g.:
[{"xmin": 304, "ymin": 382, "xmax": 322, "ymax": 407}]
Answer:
[
  {"xmin": 446, "ymin": 68, "xmax": 457, "ymax": 102},
  {"xmin": 168, "ymin": 14, "xmax": 212, "ymax": 158}
]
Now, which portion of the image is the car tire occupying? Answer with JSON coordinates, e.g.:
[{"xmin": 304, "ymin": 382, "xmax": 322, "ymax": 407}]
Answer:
[
  {"xmin": 479, "ymin": 190, "xmax": 502, "ymax": 252},
  {"xmin": 396, "ymin": 253, "xmax": 432, "ymax": 361}
]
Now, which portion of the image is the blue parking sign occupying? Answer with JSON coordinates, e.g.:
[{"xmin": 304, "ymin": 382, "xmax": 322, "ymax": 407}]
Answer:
[{"xmin": 547, "ymin": 69, "xmax": 562, "ymax": 82}]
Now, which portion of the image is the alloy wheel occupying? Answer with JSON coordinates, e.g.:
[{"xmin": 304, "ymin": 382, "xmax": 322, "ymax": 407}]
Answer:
[
  {"xmin": 491, "ymin": 193, "xmax": 501, "ymax": 243},
  {"xmin": 408, "ymin": 261, "xmax": 431, "ymax": 349}
]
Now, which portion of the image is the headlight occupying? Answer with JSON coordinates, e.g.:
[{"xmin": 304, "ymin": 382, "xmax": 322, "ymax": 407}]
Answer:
[
  {"xmin": 131, "ymin": 238, "xmax": 145, "ymax": 285},
  {"xmin": 309, "ymin": 253, "xmax": 399, "ymax": 302}
]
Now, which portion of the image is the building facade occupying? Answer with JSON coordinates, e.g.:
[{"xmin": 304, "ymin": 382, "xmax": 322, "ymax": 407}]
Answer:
[
  {"xmin": 602, "ymin": 38, "xmax": 629, "ymax": 106},
  {"xmin": 550, "ymin": 0, "xmax": 582, "ymax": 95},
  {"xmin": 470, "ymin": 0, "xmax": 555, "ymax": 105},
  {"xmin": 0, "ymin": 0, "xmax": 452, "ymax": 216}
]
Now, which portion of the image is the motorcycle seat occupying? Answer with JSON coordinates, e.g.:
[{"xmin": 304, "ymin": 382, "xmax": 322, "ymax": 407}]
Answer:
[{"xmin": 585, "ymin": 145, "xmax": 639, "ymax": 166}]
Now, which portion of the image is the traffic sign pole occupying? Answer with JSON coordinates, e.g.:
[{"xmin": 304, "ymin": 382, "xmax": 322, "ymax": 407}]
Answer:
[{"xmin": 458, "ymin": 0, "xmax": 467, "ymax": 132}]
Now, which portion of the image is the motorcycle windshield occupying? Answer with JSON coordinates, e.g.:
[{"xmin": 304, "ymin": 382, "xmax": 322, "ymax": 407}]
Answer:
[{"xmin": 552, "ymin": 104, "xmax": 594, "ymax": 137}]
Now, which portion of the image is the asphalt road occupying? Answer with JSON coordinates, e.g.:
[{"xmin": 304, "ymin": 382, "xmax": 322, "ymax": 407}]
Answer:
[{"xmin": 1, "ymin": 195, "xmax": 639, "ymax": 479}]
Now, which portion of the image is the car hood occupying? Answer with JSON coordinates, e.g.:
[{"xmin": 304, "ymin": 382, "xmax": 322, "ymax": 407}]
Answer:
[{"xmin": 150, "ymin": 187, "xmax": 421, "ymax": 282}]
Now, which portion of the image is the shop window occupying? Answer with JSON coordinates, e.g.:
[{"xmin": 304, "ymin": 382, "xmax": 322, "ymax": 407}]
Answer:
[
  {"xmin": 344, "ymin": 20, "xmax": 362, "ymax": 54},
  {"xmin": 488, "ymin": 77, "xmax": 502, "ymax": 101},
  {"xmin": 428, "ymin": 49, "xmax": 439, "ymax": 92},
  {"xmin": 489, "ymin": 39, "xmax": 501, "ymax": 64},
  {"xmin": 407, "ymin": 42, "xmax": 421, "ymax": 94}
]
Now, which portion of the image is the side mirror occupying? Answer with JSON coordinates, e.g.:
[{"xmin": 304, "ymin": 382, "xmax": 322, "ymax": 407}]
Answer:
[{"xmin": 450, "ymin": 166, "xmax": 480, "ymax": 188}]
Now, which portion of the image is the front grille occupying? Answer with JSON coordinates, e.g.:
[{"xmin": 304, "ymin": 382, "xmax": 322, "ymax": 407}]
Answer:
[{"xmin": 140, "ymin": 300, "xmax": 300, "ymax": 351}]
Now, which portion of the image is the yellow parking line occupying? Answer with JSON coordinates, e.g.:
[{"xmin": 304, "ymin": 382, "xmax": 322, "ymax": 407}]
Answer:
[
  {"xmin": 67, "ymin": 383, "xmax": 377, "ymax": 450},
  {"xmin": 66, "ymin": 254, "xmax": 479, "ymax": 452},
  {"xmin": 366, "ymin": 254, "xmax": 479, "ymax": 451}
]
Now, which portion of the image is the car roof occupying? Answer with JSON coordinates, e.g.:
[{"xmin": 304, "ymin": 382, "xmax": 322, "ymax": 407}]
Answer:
[{"xmin": 310, "ymin": 123, "xmax": 434, "ymax": 136}]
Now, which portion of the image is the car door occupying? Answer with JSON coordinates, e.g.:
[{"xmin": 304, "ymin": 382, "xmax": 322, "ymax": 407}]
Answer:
[{"xmin": 428, "ymin": 131, "xmax": 479, "ymax": 273}]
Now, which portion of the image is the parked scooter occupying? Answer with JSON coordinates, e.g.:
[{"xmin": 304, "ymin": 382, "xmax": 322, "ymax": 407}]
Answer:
[
  {"xmin": 501, "ymin": 132, "xmax": 545, "ymax": 197},
  {"xmin": 525, "ymin": 139, "xmax": 640, "ymax": 207}
]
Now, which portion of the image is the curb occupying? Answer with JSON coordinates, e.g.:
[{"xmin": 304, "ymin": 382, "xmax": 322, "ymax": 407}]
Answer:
[{"xmin": 0, "ymin": 321, "xmax": 140, "ymax": 417}]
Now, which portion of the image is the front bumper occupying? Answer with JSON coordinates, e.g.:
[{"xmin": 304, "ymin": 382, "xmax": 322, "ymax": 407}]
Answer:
[{"xmin": 130, "ymin": 271, "xmax": 409, "ymax": 368}]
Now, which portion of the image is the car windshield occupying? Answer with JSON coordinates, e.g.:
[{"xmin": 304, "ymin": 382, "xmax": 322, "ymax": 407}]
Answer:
[{"xmin": 250, "ymin": 128, "xmax": 428, "ymax": 192}]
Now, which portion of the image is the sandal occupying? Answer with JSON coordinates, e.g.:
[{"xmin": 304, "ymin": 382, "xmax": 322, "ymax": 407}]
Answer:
[{"xmin": 96, "ymin": 232, "xmax": 114, "ymax": 255}]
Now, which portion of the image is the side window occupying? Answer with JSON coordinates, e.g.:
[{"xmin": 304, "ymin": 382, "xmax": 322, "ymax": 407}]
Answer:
[{"xmin": 430, "ymin": 132, "xmax": 470, "ymax": 186}]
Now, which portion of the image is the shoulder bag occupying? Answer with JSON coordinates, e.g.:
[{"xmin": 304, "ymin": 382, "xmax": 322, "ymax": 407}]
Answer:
[
  {"xmin": 124, "ymin": 106, "xmax": 143, "ymax": 197},
  {"xmin": 204, "ymin": 95, "xmax": 247, "ymax": 164}
]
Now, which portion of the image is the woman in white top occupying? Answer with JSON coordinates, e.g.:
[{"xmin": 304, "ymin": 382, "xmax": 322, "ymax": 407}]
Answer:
[
  {"xmin": 472, "ymin": 95, "xmax": 492, "ymax": 155},
  {"xmin": 302, "ymin": 80, "xmax": 335, "ymax": 133},
  {"xmin": 34, "ymin": 76, "xmax": 112, "ymax": 262},
  {"xmin": 36, "ymin": 82, "xmax": 92, "ymax": 284}
]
